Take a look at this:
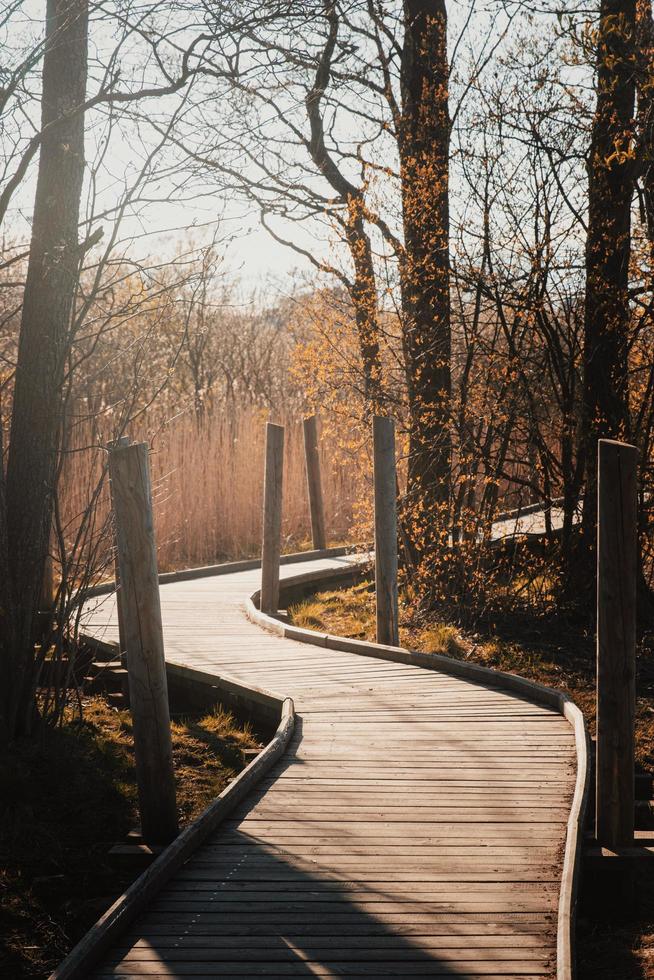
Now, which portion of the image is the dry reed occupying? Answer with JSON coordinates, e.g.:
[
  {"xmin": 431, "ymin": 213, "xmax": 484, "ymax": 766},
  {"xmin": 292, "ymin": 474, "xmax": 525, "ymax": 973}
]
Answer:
[{"xmin": 59, "ymin": 409, "xmax": 362, "ymax": 578}]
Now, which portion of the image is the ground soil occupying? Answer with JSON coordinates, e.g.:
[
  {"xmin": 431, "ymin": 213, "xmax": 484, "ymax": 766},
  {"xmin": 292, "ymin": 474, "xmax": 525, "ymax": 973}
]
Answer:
[
  {"xmin": 0, "ymin": 695, "xmax": 260, "ymax": 978},
  {"xmin": 289, "ymin": 579, "xmax": 654, "ymax": 980}
]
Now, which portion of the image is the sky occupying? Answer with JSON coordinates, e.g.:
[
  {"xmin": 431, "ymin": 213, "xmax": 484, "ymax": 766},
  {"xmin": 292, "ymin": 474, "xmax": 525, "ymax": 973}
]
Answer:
[
  {"xmin": 3, "ymin": 0, "xmax": 323, "ymax": 293},
  {"xmin": 3, "ymin": 0, "xmax": 560, "ymax": 298}
]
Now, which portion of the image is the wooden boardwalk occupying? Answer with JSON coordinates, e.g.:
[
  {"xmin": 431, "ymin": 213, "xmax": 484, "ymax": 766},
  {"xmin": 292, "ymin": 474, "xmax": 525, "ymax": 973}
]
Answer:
[{"xmin": 81, "ymin": 555, "xmax": 578, "ymax": 979}]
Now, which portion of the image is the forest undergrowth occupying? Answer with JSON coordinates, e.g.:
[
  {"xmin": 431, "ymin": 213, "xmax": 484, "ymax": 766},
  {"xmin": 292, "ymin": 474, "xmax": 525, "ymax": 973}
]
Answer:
[{"xmin": 0, "ymin": 697, "xmax": 260, "ymax": 978}]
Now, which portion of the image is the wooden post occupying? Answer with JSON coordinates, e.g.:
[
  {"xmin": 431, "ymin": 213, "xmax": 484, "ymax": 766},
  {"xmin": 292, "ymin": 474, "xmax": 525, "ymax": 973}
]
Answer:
[
  {"xmin": 39, "ymin": 550, "xmax": 55, "ymax": 641},
  {"xmin": 108, "ymin": 435, "xmax": 130, "ymax": 661},
  {"xmin": 108, "ymin": 442, "xmax": 178, "ymax": 845},
  {"xmin": 596, "ymin": 438, "xmax": 637, "ymax": 848},
  {"xmin": 373, "ymin": 416, "xmax": 399, "ymax": 647},
  {"xmin": 261, "ymin": 422, "xmax": 285, "ymax": 615},
  {"xmin": 303, "ymin": 415, "xmax": 326, "ymax": 551},
  {"xmin": 41, "ymin": 552, "xmax": 54, "ymax": 611}
]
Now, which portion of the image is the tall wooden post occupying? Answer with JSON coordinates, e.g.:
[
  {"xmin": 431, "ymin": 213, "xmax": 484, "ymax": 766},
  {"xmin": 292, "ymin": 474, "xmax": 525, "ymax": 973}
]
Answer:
[
  {"xmin": 108, "ymin": 442, "xmax": 178, "ymax": 845},
  {"xmin": 108, "ymin": 435, "xmax": 130, "ymax": 661},
  {"xmin": 373, "ymin": 416, "xmax": 399, "ymax": 647},
  {"xmin": 41, "ymin": 553, "xmax": 54, "ymax": 610},
  {"xmin": 596, "ymin": 438, "xmax": 637, "ymax": 848},
  {"xmin": 39, "ymin": 550, "xmax": 55, "ymax": 642},
  {"xmin": 261, "ymin": 422, "xmax": 285, "ymax": 615},
  {"xmin": 303, "ymin": 415, "xmax": 326, "ymax": 551}
]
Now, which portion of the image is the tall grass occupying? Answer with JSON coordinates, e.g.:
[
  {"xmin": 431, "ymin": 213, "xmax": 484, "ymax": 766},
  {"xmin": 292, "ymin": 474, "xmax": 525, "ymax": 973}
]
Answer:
[
  {"xmin": 149, "ymin": 411, "xmax": 361, "ymax": 569},
  {"xmin": 59, "ymin": 409, "xmax": 363, "ymax": 578}
]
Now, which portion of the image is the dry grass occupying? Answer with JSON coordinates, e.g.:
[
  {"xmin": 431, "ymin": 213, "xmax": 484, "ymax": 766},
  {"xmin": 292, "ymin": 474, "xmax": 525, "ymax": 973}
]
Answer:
[
  {"xmin": 290, "ymin": 581, "xmax": 377, "ymax": 638},
  {"xmin": 60, "ymin": 409, "xmax": 361, "ymax": 578},
  {"xmin": 291, "ymin": 580, "xmax": 464, "ymax": 660},
  {"xmin": 149, "ymin": 412, "xmax": 358, "ymax": 569},
  {"xmin": 0, "ymin": 695, "xmax": 260, "ymax": 978}
]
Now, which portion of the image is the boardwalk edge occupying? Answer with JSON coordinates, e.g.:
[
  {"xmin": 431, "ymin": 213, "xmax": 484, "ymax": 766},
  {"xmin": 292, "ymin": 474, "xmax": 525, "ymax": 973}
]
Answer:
[
  {"xmin": 245, "ymin": 556, "xmax": 591, "ymax": 980},
  {"xmin": 82, "ymin": 546, "xmax": 353, "ymax": 600}
]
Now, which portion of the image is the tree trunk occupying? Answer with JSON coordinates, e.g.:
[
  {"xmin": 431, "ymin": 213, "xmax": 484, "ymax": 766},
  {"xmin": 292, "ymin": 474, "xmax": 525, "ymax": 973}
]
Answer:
[
  {"xmin": 580, "ymin": 0, "xmax": 636, "ymax": 565},
  {"xmin": 635, "ymin": 0, "xmax": 654, "ymax": 615},
  {"xmin": 344, "ymin": 201, "xmax": 383, "ymax": 408},
  {"xmin": 398, "ymin": 0, "xmax": 452, "ymax": 568},
  {"xmin": 1, "ymin": 0, "xmax": 88, "ymax": 743},
  {"xmin": 636, "ymin": 0, "xmax": 654, "ymax": 275},
  {"xmin": 305, "ymin": 3, "xmax": 383, "ymax": 408}
]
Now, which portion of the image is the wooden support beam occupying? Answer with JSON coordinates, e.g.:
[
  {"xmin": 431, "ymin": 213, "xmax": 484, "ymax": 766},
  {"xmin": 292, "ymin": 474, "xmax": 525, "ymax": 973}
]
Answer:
[
  {"xmin": 261, "ymin": 422, "xmax": 285, "ymax": 615},
  {"xmin": 108, "ymin": 441, "xmax": 178, "ymax": 845},
  {"xmin": 303, "ymin": 415, "xmax": 326, "ymax": 551},
  {"xmin": 596, "ymin": 438, "xmax": 637, "ymax": 849},
  {"xmin": 373, "ymin": 415, "xmax": 399, "ymax": 647},
  {"xmin": 108, "ymin": 435, "xmax": 130, "ymax": 660},
  {"xmin": 39, "ymin": 549, "xmax": 55, "ymax": 642},
  {"xmin": 41, "ymin": 552, "xmax": 54, "ymax": 611}
]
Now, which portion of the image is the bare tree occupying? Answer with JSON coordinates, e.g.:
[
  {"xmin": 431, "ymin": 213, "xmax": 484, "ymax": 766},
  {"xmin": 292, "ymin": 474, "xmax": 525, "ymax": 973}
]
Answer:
[
  {"xmin": 579, "ymin": 0, "xmax": 637, "ymax": 567},
  {"xmin": 0, "ymin": 0, "xmax": 216, "ymax": 741},
  {"xmin": 398, "ymin": 0, "xmax": 451, "ymax": 562},
  {"xmin": 1, "ymin": 0, "xmax": 89, "ymax": 741}
]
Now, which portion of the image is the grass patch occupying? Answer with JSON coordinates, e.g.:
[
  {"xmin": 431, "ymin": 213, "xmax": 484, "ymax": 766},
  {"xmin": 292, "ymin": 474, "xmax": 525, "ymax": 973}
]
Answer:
[
  {"xmin": 290, "ymin": 580, "xmax": 462, "ymax": 657},
  {"xmin": 0, "ymin": 695, "xmax": 260, "ymax": 978},
  {"xmin": 290, "ymin": 580, "xmax": 376, "ymax": 637}
]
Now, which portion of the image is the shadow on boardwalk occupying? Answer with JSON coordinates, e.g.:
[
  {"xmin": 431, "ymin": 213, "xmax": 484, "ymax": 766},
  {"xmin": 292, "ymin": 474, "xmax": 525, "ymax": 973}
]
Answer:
[
  {"xmin": 82, "ymin": 555, "xmax": 569, "ymax": 979},
  {"xmin": 98, "ymin": 822, "xmax": 556, "ymax": 977}
]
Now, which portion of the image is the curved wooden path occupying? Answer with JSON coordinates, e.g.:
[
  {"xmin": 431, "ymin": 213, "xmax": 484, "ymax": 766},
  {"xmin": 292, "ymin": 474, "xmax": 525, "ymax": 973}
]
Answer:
[{"xmin": 81, "ymin": 554, "xmax": 579, "ymax": 979}]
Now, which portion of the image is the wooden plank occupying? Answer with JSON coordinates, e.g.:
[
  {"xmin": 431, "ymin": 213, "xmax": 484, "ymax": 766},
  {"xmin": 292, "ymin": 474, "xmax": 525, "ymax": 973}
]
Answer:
[
  {"xmin": 150, "ymin": 901, "xmax": 558, "ymax": 917},
  {"xmin": 97, "ymin": 968, "xmax": 551, "ymax": 978},
  {"xmin": 131, "ymin": 919, "xmax": 554, "ymax": 937},
  {"xmin": 191, "ymin": 838, "xmax": 559, "ymax": 850},
  {"xmin": 186, "ymin": 842, "xmax": 559, "ymax": 858},
  {"xmin": 189, "ymin": 852, "xmax": 558, "ymax": 864},
  {"xmin": 249, "ymin": 790, "xmax": 570, "ymax": 801},
  {"xmin": 177, "ymin": 871, "xmax": 559, "ymax": 882},
  {"xmin": 110, "ymin": 949, "xmax": 553, "ymax": 964},
  {"xmin": 123, "ymin": 930, "xmax": 554, "ymax": 946},
  {"xmin": 158, "ymin": 878, "xmax": 560, "ymax": 894},
  {"xmin": 142, "ymin": 911, "xmax": 556, "ymax": 924},
  {"xmin": 107, "ymin": 947, "xmax": 554, "ymax": 964},
  {"xmin": 233, "ymin": 808, "xmax": 570, "ymax": 823}
]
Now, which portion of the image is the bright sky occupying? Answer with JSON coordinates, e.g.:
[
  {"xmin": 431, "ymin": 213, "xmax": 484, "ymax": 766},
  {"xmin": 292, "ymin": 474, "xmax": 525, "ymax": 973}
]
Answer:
[
  {"xmin": 3, "ymin": 0, "xmax": 325, "ymax": 293},
  {"xmin": 3, "ymin": 1, "xmax": 568, "ymax": 296}
]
